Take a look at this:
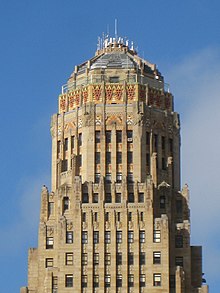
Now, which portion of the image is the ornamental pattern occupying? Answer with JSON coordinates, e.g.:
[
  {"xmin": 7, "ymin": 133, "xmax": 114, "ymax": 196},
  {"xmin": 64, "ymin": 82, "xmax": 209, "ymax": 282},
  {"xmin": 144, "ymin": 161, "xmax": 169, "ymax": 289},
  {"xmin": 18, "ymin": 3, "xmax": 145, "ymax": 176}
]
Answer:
[
  {"xmin": 59, "ymin": 95, "xmax": 67, "ymax": 112},
  {"xmin": 92, "ymin": 85, "xmax": 102, "ymax": 102},
  {"xmin": 105, "ymin": 84, "xmax": 124, "ymax": 103},
  {"xmin": 126, "ymin": 84, "xmax": 136, "ymax": 101}
]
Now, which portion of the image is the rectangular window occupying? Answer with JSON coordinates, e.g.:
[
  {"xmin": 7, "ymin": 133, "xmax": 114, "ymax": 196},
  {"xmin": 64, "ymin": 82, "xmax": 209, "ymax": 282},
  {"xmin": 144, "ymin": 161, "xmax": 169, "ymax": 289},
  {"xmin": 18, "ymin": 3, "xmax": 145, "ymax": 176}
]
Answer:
[
  {"xmin": 128, "ymin": 231, "xmax": 134, "ymax": 243},
  {"xmin": 105, "ymin": 231, "xmax": 111, "ymax": 244},
  {"xmin": 94, "ymin": 212, "xmax": 98, "ymax": 222},
  {"xmin": 95, "ymin": 152, "xmax": 100, "ymax": 164},
  {"xmin": 127, "ymin": 172, "xmax": 133, "ymax": 183},
  {"xmin": 140, "ymin": 252, "xmax": 145, "ymax": 265},
  {"xmin": 82, "ymin": 231, "xmax": 88, "ymax": 244},
  {"xmin": 170, "ymin": 275, "xmax": 176, "ymax": 289},
  {"xmin": 115, "ymin": 193, "xmax": 121, "ymax": 203},
  {"xmin": 127, "ymin": 151, "xmax": 133, "ymax": 164},
  {"xmin": 116, "ymin": 275, "xmax": 122, "ymax": 287},
  {"xmin": 66, "ymin": 231, "xmax": 73, "ymax": 244},
  {"xmin": 176, "ymin": 199, "xmax": 183, "ymax": 214},
  {"xmin": 63, "ymin": 197, "xmax": 69, "ymax": 212},
  {"xmin": 162, "ymin": 157, "xmax": 166, "ymax": 170},
  {"xmin": 175, "ymin": 256, "xmax": 183, "ymax": 267},
  {"xmin": 162, "ymin": 136, "xmax": 165, "ymax": 150},
  {"xmin": 48, "ymin": 202, "xmax": 54, "ymax": 217},
  {"xmin": 169, "ymin": 138, "xmax": 173, "ymax": 153},
  {"xmin": 140, "ymin": 274, "xmax": 146, "ymax": 287},
  {"xmin": 106, "ymin": 152, "xmax": 111, "ymax": 164},
  {"xmin": 160, "ymin": 195, "xmax": 166, "ymax": 209},
  {"xmin": 52, "ymin": 276, "xmax": 58, "ymax": 293},
  {"xmin": 128, "ymin": 252, "xmax": 134, "ymax": 265},
  {"xmin": 82, "ymin": 275, "xmax": 87, "ymax": 288},
  {"xmin": 154, "ymin": 230, "xmax": 161, "ymax": 243},
  {"xmin": 57, "ymin": 140, "xmax": 61, "ymax": 154},
  {"xmin": 128, "ymin": 274, "xmax": 134, "ymax": 287},
  {"xmin": 153, "ymin": 273, "xmax": 161, "ymax": 286},
  {"xmin": 82, "ymin": 253, "xmax": 88, "ymax": 265},
  {"xmin": 95, "ymin": 173, "xmax": 100, "ymax": 183},
  {"xmin": 61, "ymin": 159, "xmax": 68, "ymax": 172},
  {"xmin": 82, "ymin": 212, "xmax": 86, "ymax": 222},
  {"xmin": 78, "ymin": 133, "xmax": 82, "ymax": 146},
  {"xmin": 140, "ymin": 230, "xmax": 145, "ymax": 243},
  {"xmin": 105, "ymin": 253, "xmax": 111, "ymax": 265},
  {"xmin": 117, "ymin": 212, "xmax": 121, "ymax": 222},
  {"xmin": 105, "ymin": 192, "xmax": 112, "ymax": 203},
  {"xmin": 116, "ymin": 173, "xmax": 122, "ymax": 183},
  {"xmin": 127, "ymin": 130, "xmax": 133, "ymax": 142},
  {"xmin": 93, "ymin": 193, "xmax": 99, "ymax": 203},
  {"xmin": 146, "ymin": 153, "xmax": 150, "ymax": 166},
  {"xmin": 116, "ymin": 130, "xmax": 122, "ymax": 143},
  {"xmin": 64, "ymin": 138, "xmax": 68, "ymax": 151},
  {"xmin": 140, "ymin": 212, "xmax": 144, "ymax": 222},
  {"xmin": 116, "ymin": 231, "xmax": 122, "ymax": 243},
  {"xmin": 66, "ymin": 253, "xmax": 73, "ymax": 265},
  {"xmin": 82, "ymin": 193, "xmax": 89, "ymax": 203},
  {"xmin": 71, "ymin": 135, "xmax": 75, "ymax": 149},
  {"xmin": 45, "ymin": 258, "xmax": 53, "ymax": 268},
  {"xmin": 93, "ymin": 231, "xmax": 99, "ymax": 244},
  {"xmin": 116, "ymin": 152, "xmax": 122, "ymax": 164},
  {"xmin": 175, "ymin": 235, "xmax": 183, "ymax": 248},
  {"xmin": 105, "ymin": 212, "xmax": 109, "ymax": 222},
  {"xmin": 78, "ymin": 154, "xmax": 82, "ymax": 167},
  {"xmin": 116, "ymin": 252, "xmax": 122, "ymax": 265},
  {"xmin": 146, "ymin": 131, "xmax": 150, "ymax": 145},
  {"xmin": 128, "ymin": 212, "xmax": 132, "ymax": 222},
  {"xmin": 154, "ymin": 134, "xmax": 158, "ymax": 149},
  {"xmin": 106, "ymin": 131, "xmax": 111, "ymax": 143},
  {"xmin": 153, "ymin": 252, "xmax": 161, "ymax": 264},
  {"xmin": 65, "ymin": 274, "xmax": 73, "ymax": 287},
  {"xmin": 95, "ymin": 131, "xmax": 100, "ymax": 143},
  {"xmin": 93, "ymin": 275, "xmax": 99, "ymax": 288},
  {"xmin": 128, "ymin": 193, "xmax": 134, "ymax": 203},
  {"xmin": 105, "ymin": 275, "xmax": 111, "ymax": 288},
  {"xmin": 138, "ymin": 192, "xmax": 144, "ymax": 203},
  {"xmin": 105, "ymin": 173, "xmax": 112, "ymax": 183},
  {"xmin": 94, "ymin": 253, "xmax": 99, "ymax": 265},
  {"xmin": 46, "ymin": 237, "xmax": 53, "ymax": 249}
]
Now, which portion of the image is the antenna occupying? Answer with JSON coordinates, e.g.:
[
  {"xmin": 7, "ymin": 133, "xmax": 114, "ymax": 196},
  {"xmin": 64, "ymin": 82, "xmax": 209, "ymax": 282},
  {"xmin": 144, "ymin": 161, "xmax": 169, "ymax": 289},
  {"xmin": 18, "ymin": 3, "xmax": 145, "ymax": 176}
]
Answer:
[
  {"xmin": 115, "ymin": 19, "xmax": 118, "ymax": 41},
  {"xmin": 107, "ymin": 24, "xmax": 109, "ymax": 37}
]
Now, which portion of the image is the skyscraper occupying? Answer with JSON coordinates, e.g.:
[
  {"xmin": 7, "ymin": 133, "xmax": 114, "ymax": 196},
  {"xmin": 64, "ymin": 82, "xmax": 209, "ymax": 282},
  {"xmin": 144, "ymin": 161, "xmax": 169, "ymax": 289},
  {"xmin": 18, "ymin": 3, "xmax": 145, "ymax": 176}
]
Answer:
[{"xmin": 21, "ymin": 36, "xmax": 208, "ymax": 293}]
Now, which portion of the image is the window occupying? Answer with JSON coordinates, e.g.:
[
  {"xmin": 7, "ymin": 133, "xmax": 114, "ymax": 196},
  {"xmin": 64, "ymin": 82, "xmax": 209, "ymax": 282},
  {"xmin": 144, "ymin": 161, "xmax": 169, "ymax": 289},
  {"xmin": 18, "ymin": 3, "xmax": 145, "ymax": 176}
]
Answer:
[
  {"xmin": 93, "ymin": 275, "xmax": 99, "ymax": 288},
  {"xmin": 128, "ymin": 193, "xmax": 134, "ymax": 203},
  {"xmin": 48, "ymin": 202, "xmax": 54, "ymax": 217},
  {"xmin": 105, "ymin": 231, "xmax": 111, "ymax": 244},
  {"xmin": 117, "ymin": 212, "xmax": 121, "ymax": 222},
  {"xmin": 140, "ymin": 212, "xmax": 144, "ymax": 222},
  {"xmin": 78, "ymin": 154, "xmax": 82, "ymax": 167},
  {"xmin": 115, "ymin": 193, "xmax": 121, "ymax": 203},
  {"xmin": 94, "ymin": 212, "xmax": 98, "ymax": 222},
  {"xmin": 162, "ymin": 157, "xmax": 166, "ymax": 170},
  {"xmin": 45, "ymin": 258, "xmax": 53, "ymax": 268},
  {"xmin": 105, "ymin": 212, "xmax": 109, "ymax": 222},
  {"xmin": 106, "ymin": 152, "xmax": 111, "ymax": 164},
  {"xmin": 64, "ymin": 138, "xmax": 68, "ymax": 151},
  {"xmin": 66, "ymin": 231, "xmax": 73, "ymax": 244},
  {"xmin": 176, "ymin": 199, "xmax": 183, "ymax": 214},
  {"xmin": 61, "ymin": 159, "xmax": 68, "ymax": 172},
  {"xmin": 128, "ymin": 274, "xmax": 134, "ymax": 287},
  {"xmin": 93, "ymin": 231, "xmax": 99, "ymax": 244},
  {"xmin": 140, "ymin": 252, "xmax": 145, "ymax": 265},
  {"xmin": 66, "ymin": 253, "xmax": 73, "ymax": 265},
  {"xmin": 146, "ymin": 153, "xmax": 150, "ymax": 167},
  {"xmin": 116, "ymin": 173, "xmax": 122, "ymax": 183},
  {"xmin": 82, "ymin": 212, "xmax": 86, "ymax": 222},
  {"xmin": 169, "ymin": 138, "xmax": 173, "ymax": 153},
  {"xmin": 105, "ymin": 253, "xmax": 111, "ymax": 265},
  {"xmin": 95, "ymin": 131, "xmax": 100, "ymax": 143},
  {"xmin": 138, "ymin": 192, "xmax": 144, "ymax": 203},
  {"xmin": 109, "ymin": 76, "xmax": 119, "ymax": 83},
  {"xmin": 128, "ymin": 212, "xmax": 132, "ymax": 222},
  {"xmin": 153, "ymin": 252, "xmax": 161, "ymax": 264},
  {"xmin": 140, "ymin": 274, "xmax": 146, "ymax": 287},
  {"xmin": 95, "ymin": 173, "xmax": 100, "ymax": 183},
  {"xmin": 93, "ymin": 193, "xmax": 99, "ymax": 203},
  {"xmin": 154, "ymin": 134, "xmax": 158, "ymax": 149},
  {"xmin": 82, "ymin": 275, "xmax": 87, "ymax": 288},
  {"xmin": 57, "ymin": 140, "xmax": 61, "ymax": 154},
  {"xmin": 175, "ymin": 256, "xmax": 183, "ymax": 267},
  {"xmin": 127, "ymin": 172, "xmax": 133, "ymax": 183},
  {"xmin": 105, "ymin": 275, "xmax": 111, "ymax": 287},
  {"xmin": 116, "ymin": 152, "xmax": 122, "ymax": 164},
  {"xmin": 65, "ymin": 274, "xmax": 73, "ymax": 287},
  {"xmin": 154, "ymin": 230, "xmax": 161, "ymax": 243},
  {"xmin": 146, "ymin": 131, "xmax": 150, "ymax": 145},
  {"xmin": 116, "ymin": 130, "xmax": 122, "ymax": 143},
  {"xmin": 175, "ymin": 235, "xmax": 183, "ymax": 248},
  {"xmin": 82, "ymin": 193, "xmax": 89, "ymax": 203},
  {"xmin": 116, "ymin": 252, "xmax": 122, "ymax": 265},
  {"xmin": 82, "ymin": 253, "xmax": 88, "ymax": 265},
  {"xmin": 160, "ymin": 195, "xmax": 166, "ymax": 209},
  {"xmin": 116, "ymin": 231, "xmax": 122, "ymax": 243},
  {"xmin": 82, "ymin": 231, "xmax": 88, "ymax": 244},
  {"xmin": 128, "ymin": 231, "xmax": 134, "ymax": 243},
  {"xmin": 116, "ymin": 275, "xmax": 122, "ymax": 287},
  {"xmin": 52, "ymin": 276, "xmax": 58, "ymax": 293},
  {"xmin": 63, "ymin": 197, "xmax": 69, "ymax": 212},
  {"xmin": 128, "ymin": 252, "xmax": 134, "ymax": 265},
  {"xmin": 170, "ymin": 275, "xmax": 175, "ymax": 289},
  {"xmin": 94, "ymin": 253, "xmax": 99, "ymax": 265},
  {"xmin": 46, "ymin": 237, "xmax": 53, "ymax": 249},
  {"xmin": 140, "ymin": 230, "xmax": 145, "ymax": 243},
  {"xmin": 105, "ymin": 192, "xmax": 112, "ymax": 203},
  {"xmin": 127, "ymin": 151, "xmax": 133, "ymax": 164},
  {"xmin": 162, "ymin": 136, "xmax": 165, "ymax": 150},
  {"xmin": 127, "ymin": 130, "xmax": 133, "ymax": 142},
  {"xmin": 95, "ymin": 152, "xmax": 100, "ymax": 164},
  {"xmin": 71, "ymin": 135, "xmax": 75, "ymax": 149},
  {"xmin": 106, "ymin": 131, "xmax": 111, "ymax": 143},
  {"xmin": 78, "ymin": 133, "xmax": 82, "ymax": 146},
  {"xmin": 105, "ymin": 173, "xmax": 112, "ymax": 183},
  {"xmin": 153, "ymin": 274, "xmax": 161, "ymax": 286}
]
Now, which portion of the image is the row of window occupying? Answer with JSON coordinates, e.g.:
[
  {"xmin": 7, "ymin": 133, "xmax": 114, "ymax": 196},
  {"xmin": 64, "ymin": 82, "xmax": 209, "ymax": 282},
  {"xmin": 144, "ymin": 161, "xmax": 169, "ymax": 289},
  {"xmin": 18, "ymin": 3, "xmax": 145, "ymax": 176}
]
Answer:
[
  {"xmin": 82, "ymin": 191, "xmax": 145, "ymax": 203},
  {"xmin": 95, "ymin": 151, "xmax": 134, "ymax": 164}
]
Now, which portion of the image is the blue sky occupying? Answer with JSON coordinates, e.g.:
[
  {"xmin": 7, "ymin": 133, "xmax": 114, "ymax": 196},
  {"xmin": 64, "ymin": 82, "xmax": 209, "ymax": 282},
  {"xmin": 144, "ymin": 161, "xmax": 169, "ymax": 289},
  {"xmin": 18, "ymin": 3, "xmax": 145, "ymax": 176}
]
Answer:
[{"xmin": 0, "ymin": 1, "xmax": 219, "ymax": 292}]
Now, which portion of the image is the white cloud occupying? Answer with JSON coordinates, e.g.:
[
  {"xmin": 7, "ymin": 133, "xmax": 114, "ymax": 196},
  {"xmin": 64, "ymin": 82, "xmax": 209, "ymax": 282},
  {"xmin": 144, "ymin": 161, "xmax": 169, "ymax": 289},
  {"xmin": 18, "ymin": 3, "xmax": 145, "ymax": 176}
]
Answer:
[{"xmin": 166, "ymin": 47, "xmax": 220, "ymax": 288}]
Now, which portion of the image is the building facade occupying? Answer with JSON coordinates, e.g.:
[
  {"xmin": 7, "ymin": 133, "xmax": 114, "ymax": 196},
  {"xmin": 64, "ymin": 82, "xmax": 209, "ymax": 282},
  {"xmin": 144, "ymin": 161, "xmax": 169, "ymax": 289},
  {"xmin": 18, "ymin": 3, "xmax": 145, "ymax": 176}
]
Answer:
[{"xmin": 21, "ymin": 37, "xmax": 208, "ymax": 293}]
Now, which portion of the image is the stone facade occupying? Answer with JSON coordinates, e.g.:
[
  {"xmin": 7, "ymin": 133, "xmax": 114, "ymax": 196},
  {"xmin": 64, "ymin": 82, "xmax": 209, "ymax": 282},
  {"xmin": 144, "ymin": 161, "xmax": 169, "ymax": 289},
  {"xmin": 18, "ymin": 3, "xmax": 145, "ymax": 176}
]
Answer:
[{"xmin": 21, "ymin": 37, "xmax": 208, "ymax": 293}]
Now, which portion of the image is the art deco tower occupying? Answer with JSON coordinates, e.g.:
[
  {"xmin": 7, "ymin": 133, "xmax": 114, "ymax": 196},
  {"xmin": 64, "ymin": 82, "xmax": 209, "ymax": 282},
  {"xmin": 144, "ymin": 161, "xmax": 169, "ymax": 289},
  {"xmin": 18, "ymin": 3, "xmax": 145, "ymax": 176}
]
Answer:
[{"xmin": 21, "ymin": 37, "xmax": 208, "ymax": 293}]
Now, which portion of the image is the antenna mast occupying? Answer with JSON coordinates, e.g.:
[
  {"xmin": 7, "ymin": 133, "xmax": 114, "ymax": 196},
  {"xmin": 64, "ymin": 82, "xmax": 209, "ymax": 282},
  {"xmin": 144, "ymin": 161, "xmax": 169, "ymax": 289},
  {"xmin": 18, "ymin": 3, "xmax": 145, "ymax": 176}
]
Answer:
[{"xmin": 115, "ymin": 19, "xmax": 118, "ymax": 41}]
